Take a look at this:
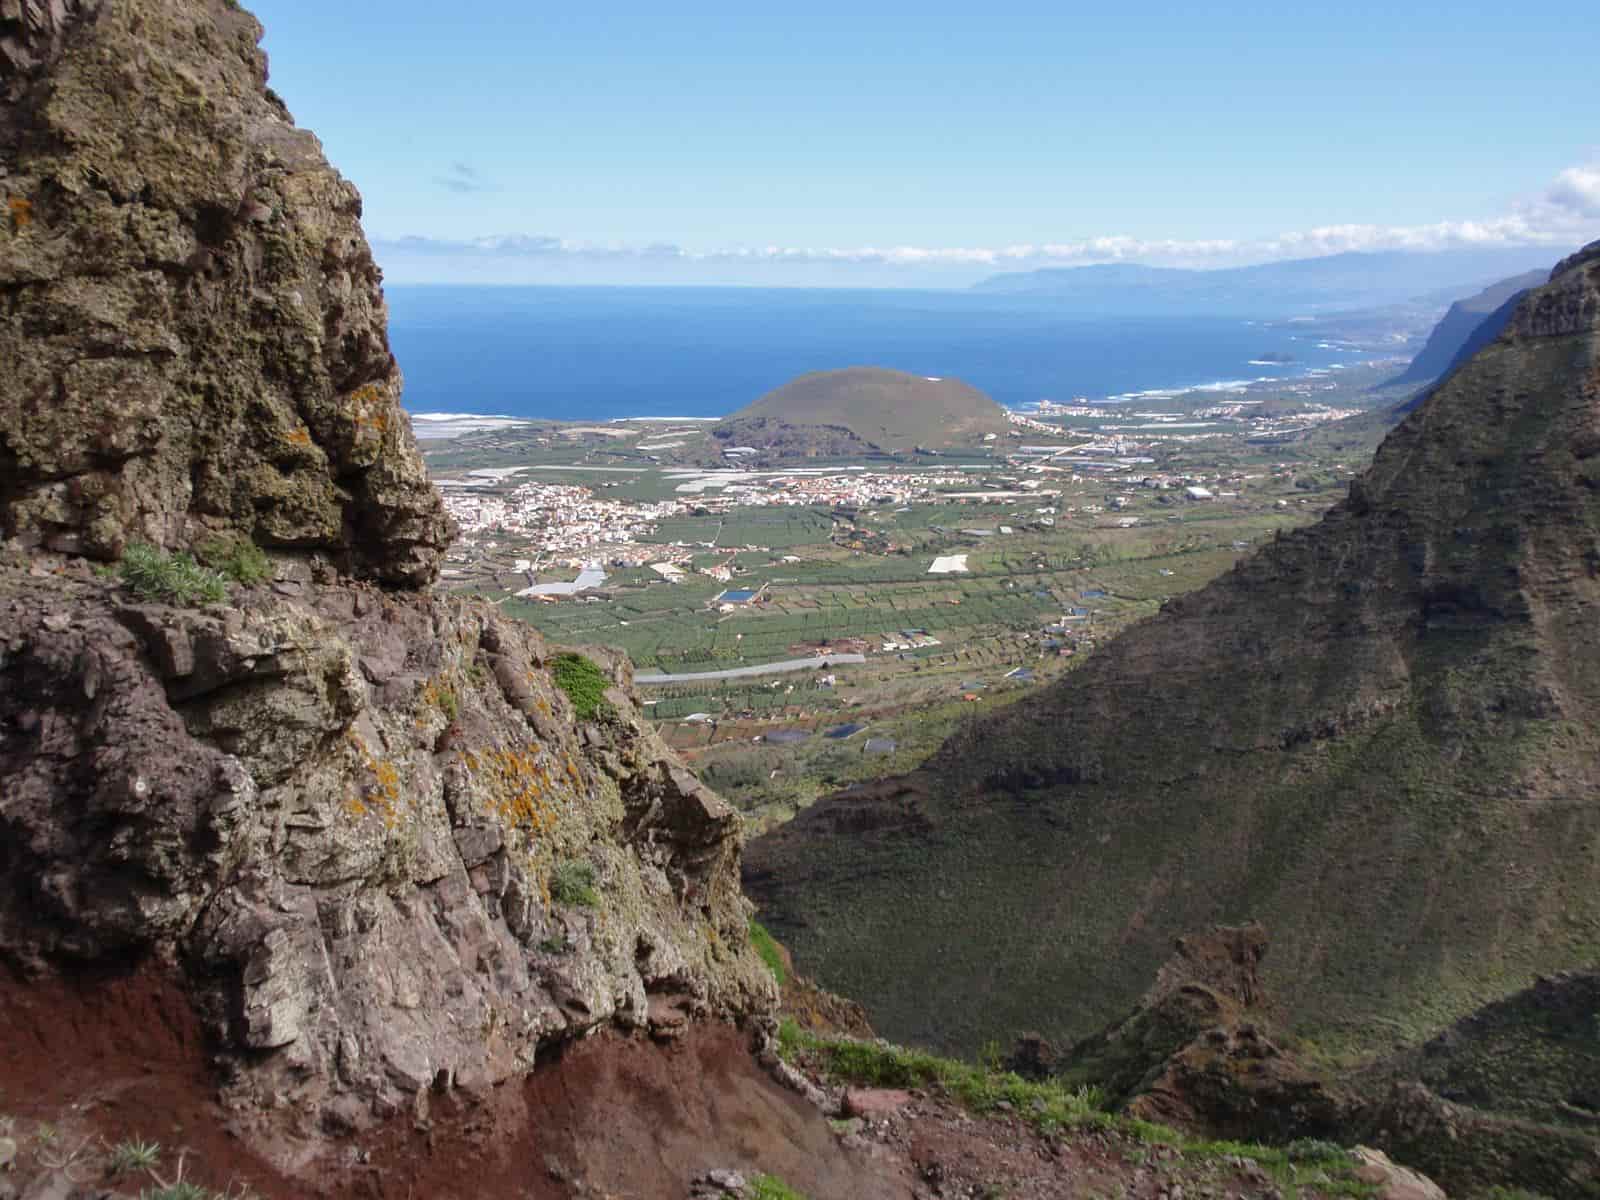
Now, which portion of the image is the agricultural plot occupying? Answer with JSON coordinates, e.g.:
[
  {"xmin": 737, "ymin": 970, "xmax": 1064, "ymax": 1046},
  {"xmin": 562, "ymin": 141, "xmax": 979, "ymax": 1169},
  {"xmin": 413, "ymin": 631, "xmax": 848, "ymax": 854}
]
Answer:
[{"xmin": 431, "ymin": 394, "xmax": 1394, "ymax": 831}]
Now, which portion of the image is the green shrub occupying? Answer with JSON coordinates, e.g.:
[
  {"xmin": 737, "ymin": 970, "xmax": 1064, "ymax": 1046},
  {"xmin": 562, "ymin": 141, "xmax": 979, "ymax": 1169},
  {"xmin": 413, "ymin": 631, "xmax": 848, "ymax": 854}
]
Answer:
[
  {"xmin": 551, "ymin": 859, "xmax": 599, "ymax": 907},
  {"xmin": 199, "ymin": 536, "xmax": 272, "ymax": 585},
  {"xmin": 749, "ymin": 920, "xmax": 786, "ymax": 985},
  {"xmin": 119, "ymin": 544, "xmax": 228, "ymax": 605},
  {"xmin": 139, "ymin": 1185, "xmax": 209, "ymax": 1200},
  {"xmin": 750, "ymin": 1175, "xmax": 809, "ymax": 1200},
  {"xmin": 110, "ymin": 1139, "xmax": 162, "ymax": 1174},
  {"xmin": 1284, "ymin": 1137, "xmax": 1348, "ymax": 1165},
  {"xmin": 551, "ymin": 652, "xmax": 612, "ymax": 720}
]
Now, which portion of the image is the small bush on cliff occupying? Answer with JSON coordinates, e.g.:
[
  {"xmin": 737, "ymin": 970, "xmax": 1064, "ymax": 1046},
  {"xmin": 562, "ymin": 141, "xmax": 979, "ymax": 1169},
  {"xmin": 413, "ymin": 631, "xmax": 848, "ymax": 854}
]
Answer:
[
  {"xmin": 749, "ymin": 920, "xmax": 786, "ymax": 984},
  {"xmin": 551, "ymin": 653, "xmax": 612, "ymax": 720},
  {"xmin": 552, "ymin": 859, "xmax": 599, "ymax": 907},
  {"xmin": 199, "ymin": 536, "xmax": 272, "ymax": 585},
  {"xmin": 120, "ymin": 544, "xmax": 228, "ymax": 605},
  {"xmin": 750, "ymin": 1176, "xmax": 809, "ymax": 1200}
]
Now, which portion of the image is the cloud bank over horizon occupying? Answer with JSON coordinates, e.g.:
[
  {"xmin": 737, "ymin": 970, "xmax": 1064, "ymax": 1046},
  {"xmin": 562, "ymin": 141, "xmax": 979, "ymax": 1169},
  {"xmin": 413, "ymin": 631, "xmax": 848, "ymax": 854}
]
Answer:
[{"xmin": 377, "ymin": 161, "xmax": 1600, "ymax": 286}]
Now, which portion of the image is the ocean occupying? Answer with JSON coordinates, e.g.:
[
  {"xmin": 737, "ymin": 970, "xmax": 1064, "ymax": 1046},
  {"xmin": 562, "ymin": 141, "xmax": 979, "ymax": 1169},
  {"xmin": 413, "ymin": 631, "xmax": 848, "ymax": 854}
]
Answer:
[{"xmin": 385, "ymin": 285, "xmax": 1370, "ymax": 420}]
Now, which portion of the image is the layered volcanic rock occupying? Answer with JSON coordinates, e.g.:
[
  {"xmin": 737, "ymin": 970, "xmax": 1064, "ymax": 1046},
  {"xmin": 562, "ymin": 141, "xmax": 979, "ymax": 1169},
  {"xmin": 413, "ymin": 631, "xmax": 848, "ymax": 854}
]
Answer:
[
  {"xmin": 0, "ymin": 0, "xmax": 451, "ymax": 584},
  {"xmin": 749, "ymin": 241, "xmax": 1600, "ymax": 1058},
  {"xmin": 0, "ymin": 0, "xmax": 775, "ymax": 1162},
  {"xmin": 0, "ymin": 563, "xmax": 774, "ymax": 1135}
]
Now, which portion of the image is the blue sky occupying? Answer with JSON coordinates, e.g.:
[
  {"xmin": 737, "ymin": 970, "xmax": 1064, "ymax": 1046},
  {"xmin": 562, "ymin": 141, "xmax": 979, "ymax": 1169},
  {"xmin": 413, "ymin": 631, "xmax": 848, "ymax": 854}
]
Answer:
[{"xmin": 249, "ymin": 0, "xmax": 1600, "ymax": 285}]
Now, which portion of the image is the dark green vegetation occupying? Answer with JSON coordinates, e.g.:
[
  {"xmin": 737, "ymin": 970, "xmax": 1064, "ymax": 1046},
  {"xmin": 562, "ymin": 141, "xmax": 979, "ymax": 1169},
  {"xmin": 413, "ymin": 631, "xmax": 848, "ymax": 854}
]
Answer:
[
  {"xmin": 551, "ymin": 859, "xmax": 600, "ymax": 907},
  {"xmin": 550, "ymin": 652, "xmax": 612, "ymax": 720},
  {"xmin": 1361, "ymin": 969, "xmax": 1600, "ymax": 1198},
  {"xmin": 198, "ymin": 535, "xmax": 273, "ymax": 585},
  {"xmin": 714, "ymin": 367, "xmax": 1010, "ymax": 455},
  {"xmin": 748, "ymin": 248, "xmax": 1600, "ymax": 1089}
]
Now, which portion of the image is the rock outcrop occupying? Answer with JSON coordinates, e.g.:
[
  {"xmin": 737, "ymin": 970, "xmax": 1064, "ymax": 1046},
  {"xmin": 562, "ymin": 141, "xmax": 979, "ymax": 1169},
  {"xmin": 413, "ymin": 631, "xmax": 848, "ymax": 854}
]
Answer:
[
  {"xmin": 0, "ymin": 0, "xmax": 774, "ymax": 1167},
  {"xmin": 1055, "ymin": 927, "xmax": 1599, "ymax": 1196},
  {"xmin": 750, "ymin": 240, "xmax": 1600, "ymax": 1060},
  {"xmin": 1058, "ymin": 925, "xmax": 1351, "ymax": 1143},
  {"xmin": 0, "ymin": 555, "xmax": 774, "ymax": 1140},
  {"xmin": 1, "ymin": 0, "xmax": 451, "ymax": 584}
]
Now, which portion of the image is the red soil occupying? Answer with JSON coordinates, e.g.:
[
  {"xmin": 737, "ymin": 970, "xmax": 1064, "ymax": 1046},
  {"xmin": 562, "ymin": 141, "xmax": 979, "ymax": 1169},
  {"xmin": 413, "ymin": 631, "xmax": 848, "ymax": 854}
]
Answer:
[{"xmin": 0, "ymin": 964, "xmax": 909, "ymax": 1199}]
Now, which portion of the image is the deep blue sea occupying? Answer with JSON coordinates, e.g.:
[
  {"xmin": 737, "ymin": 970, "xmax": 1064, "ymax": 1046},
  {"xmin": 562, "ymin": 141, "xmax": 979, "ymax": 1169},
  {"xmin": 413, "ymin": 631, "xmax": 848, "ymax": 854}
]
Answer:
[{"xmin": 385, "ymin": 286, "xmax": 1368, "ymax": 420}]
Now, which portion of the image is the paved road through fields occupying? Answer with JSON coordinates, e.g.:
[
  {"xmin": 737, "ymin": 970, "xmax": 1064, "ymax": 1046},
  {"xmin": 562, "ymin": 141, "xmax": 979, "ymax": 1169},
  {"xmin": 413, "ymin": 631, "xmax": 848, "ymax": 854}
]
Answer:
[{"xmin": 634, "ymin": 653, "xmax": 867, "ymax": 684}]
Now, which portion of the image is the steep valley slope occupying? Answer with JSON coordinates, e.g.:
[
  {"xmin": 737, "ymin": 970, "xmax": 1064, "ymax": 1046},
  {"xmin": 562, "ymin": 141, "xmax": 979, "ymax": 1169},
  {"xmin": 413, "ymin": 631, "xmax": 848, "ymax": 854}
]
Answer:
[
  {"xmin": 2, "ymin": 2, "xmax": 1594, "ymax": 1197},
  {"xmin": 1385, "ymin": 269, "xmax": 1548, "ymax": 389},
  {"xmin": 748, "ymin": 240, "xmax": 1600, "ymax": 1060}
]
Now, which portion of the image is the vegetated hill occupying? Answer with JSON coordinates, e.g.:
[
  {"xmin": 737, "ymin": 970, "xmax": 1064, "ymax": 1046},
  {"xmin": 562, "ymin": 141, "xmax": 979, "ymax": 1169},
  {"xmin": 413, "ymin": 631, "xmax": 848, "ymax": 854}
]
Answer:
[
  {"xmin": 970, "ymin": 247, "xmax": 1569, "ymax": 314},
  {"xmin": 1048, "ymin": 922, "xmax": 1600, "ymax": 1197},
  {"xmin": 713, "ymin": 367, "xmax": 1009, "ymax": 456},
  {"xmin": 1384, "ymin": 269, "xmax": 1548, "ymax": 388},
  {"xmin": 748, "ymin": 241, "xmax": 1600, "ymax": 1063}
]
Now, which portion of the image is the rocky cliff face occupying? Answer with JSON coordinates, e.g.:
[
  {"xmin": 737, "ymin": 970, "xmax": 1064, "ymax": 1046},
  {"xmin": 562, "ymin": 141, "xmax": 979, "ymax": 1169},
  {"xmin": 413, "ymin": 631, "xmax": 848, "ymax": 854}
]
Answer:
[
  {"xmin": 0, "ymin": 0, "xmax": 773, "ymax": 1159},
  {"xmin": 1, "ymin": 0, "xmax": 451, "ymax": 584},
  {"xmin": 750, "ymin": 240, "xmax": 1600, "ymax": 1059},
  {"xmin": 0, "ymin": 563, "xmax": 773, "ymax": 1136}
]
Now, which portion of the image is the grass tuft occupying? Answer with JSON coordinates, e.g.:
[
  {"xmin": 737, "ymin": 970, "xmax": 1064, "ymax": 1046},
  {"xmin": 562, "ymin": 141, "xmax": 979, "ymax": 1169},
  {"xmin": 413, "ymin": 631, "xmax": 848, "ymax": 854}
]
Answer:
[
  {"xmin": 120, "ymin": 544, "xmax": 228, "ymax": 605},
  {"xmin": 551, "ymin": 859, "xmax": 600, "ymax": 907},
  {"xmin": 750, "ymin": 1175, "xmax": 810, "ymax": 1200},
  {"xmin": 749, "ymin": 920, "xmax": 786, "ymax": 984},
  {"xmin": 110, "ymin": 1138, "xmax": 162, "ymax": 1174},
  {"xmin": 775, "ymin": 1026, "xmax": 1377, "ymax": 1199},
  {"xmin": 777, "ymin": 1023, "xmax": 1105, "ymax": 1134},
  {"xmin": 140, "ymin": 1184, "xmax": 210, "ymax": 1200},
  {"xmin": 199, "ymin": 537, "xmax": 272, "ymax": 585}
]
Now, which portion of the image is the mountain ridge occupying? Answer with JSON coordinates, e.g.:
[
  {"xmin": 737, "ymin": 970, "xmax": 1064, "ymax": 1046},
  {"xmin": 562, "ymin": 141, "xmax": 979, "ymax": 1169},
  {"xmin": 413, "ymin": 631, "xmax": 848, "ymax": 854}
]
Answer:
[
  {"xmin": 749, "ymin": 238, "xmax": 1600, "ymax": 1061},
  {"xmin": 1384, "ymin": 269, "xmax": 1548, "ymax": 389},
  {"xmin": 971, "ymin": 247, "xmax": 1573, "ymax": 314}
]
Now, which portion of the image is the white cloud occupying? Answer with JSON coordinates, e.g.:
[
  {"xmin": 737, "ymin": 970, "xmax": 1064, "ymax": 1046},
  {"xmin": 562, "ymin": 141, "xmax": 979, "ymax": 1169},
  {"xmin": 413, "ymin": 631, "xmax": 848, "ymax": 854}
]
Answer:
[
  {"xmin": 377, "ymin": 161, "xmax": 1600, "ymax": 275},
  {"xmin": 1548, "ymin": 166, "xmax": 1600, "ymax": 218}
]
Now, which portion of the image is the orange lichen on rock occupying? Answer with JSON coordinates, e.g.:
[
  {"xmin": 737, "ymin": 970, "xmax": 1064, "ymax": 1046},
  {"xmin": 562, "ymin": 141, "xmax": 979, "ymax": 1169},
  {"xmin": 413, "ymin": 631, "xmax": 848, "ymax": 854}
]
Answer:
[
  {"xmin": 469, "ymin": 744, "xmax": 561, "ymax": 835},
  {"xmin": 344, "ymin": 729, "xmax": 405, "ymax": 825},
  {"xmin": 8, "ymin": 196, "xmax": 32, "ymax": 230}
]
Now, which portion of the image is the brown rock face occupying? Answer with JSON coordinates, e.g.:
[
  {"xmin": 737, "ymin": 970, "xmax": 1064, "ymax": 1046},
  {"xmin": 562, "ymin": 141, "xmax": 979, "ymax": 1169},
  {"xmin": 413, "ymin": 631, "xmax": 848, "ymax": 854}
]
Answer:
[
  {"xmin": 0, "ymin": 564, "xmax": 775, "ymax": 1140},
  {"xmin": 0, "ymin": 4, "xmax": 775, "ymax": 1162},
  {"xmin": 0, "ymin": 0, "xmax": 452, "ymax": 584}
]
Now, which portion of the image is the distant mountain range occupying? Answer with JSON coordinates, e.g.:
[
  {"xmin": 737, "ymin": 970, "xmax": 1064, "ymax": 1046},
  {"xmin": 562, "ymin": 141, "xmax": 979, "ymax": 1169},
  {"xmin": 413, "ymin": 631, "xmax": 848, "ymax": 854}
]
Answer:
[
  {"xmin": 971, "ymin": 248, "xmax": 1570, "ymax": 314},
  {"xmin": 1384, "ymin": 268, "xmax": 1548, "ymax": 391}
]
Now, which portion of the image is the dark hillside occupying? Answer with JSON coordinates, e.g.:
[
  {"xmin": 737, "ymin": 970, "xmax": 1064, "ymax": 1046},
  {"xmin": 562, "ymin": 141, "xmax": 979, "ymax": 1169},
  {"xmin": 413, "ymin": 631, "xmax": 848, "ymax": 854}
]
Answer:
[
  {"xmin": 748, "ymin": 241, "xmax": 1600, "ymax": 1059},
  {"xmin": 1384, "ymin": 268, "xmax": 1547, "ymax": 388}
]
